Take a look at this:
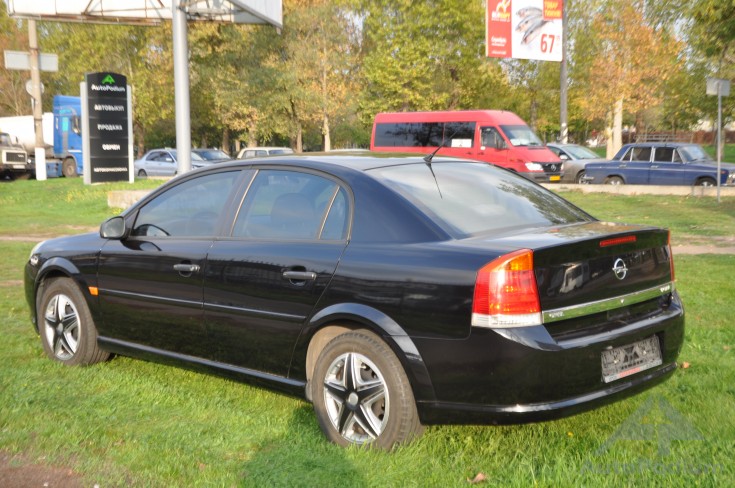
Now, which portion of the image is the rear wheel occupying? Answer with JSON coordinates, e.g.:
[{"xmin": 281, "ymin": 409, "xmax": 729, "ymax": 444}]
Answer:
[
  {"xmin": 38, "ymin": 278, "xmax": 109, "ymax": 366},
  {"xmin": 310, "ymin": 330, "xmax": 423, "ymax": 449},
  {"xmin": 575, "ymin": 171, "xmax": 587, "ymax": 184},
  {"xmin": 605, "ymin": 176, "xmax": 624, "ymax": 185},
  {"xmin": 62, "ymin": 158, "xmax": 78, "ymax": 178},
  {"xmin": 137, "ymin": 169, "xmax": 147, "ymax": 178},
  {"xmin": 696, "ymin": 177, "xmax": 716, "ymax": 187}
]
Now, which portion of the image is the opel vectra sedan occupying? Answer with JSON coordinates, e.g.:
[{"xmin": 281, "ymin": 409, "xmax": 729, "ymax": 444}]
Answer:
[{"xmin": 25, "ymin": 153, "xmax": 684, "ymax": 449}]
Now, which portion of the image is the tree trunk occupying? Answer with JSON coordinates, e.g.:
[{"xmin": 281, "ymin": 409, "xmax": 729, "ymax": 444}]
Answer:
[
  {"xmin": 612, "ymin": 98, "xmax": 623, "ymax": 156},
  {"xmin": 222, "ymin": 127, "xmax": 230, "ymax": 154},
  {"xmin": 322, "ymin": 113, "xmax": 331, "ymax": 152},
  {"xmin": 296, "ymin": 124, "xmax": 303, "ymax": 153}
]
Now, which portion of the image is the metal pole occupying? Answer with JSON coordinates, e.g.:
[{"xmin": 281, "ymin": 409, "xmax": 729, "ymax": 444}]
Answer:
[
  {"xmin": 559, "ymin": 0, "xmax": 568, "ymax": 143},
  {"xmin": 172, "ymin": 0, "xmax": 192, "ymax": 174},
  {"xmin": 717, "ymin": 85, "xmax": 722, "ymax": 203},
  {"xmin": 28, "ymin": 19, "xmax": 47, "ymax": 180}
]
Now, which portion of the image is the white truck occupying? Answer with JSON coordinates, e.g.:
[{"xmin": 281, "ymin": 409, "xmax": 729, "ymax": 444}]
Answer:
[{"xmin": 0, "ymin": 129, "xmax": 30, "ymax": 180}]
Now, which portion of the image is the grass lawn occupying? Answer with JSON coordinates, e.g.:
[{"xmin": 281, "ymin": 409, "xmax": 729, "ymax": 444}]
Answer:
[{"xmin": 1, "ymin": 179, "xmax": 733, "ymax": 486}]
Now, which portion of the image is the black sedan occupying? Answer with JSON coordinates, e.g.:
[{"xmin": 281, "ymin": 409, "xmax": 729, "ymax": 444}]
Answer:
[{"xmin": 25, "ymin": 153, "xmax": 684, "ymax": 449}]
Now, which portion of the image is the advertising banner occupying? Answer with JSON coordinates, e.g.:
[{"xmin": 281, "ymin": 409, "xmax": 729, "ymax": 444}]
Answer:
[
  {"xmin": 486, "ymin": 0, "xmax": 563, "ymax": 62},
  {"xmin": 82, "ymin": 72, "xmax": 132, "ymax": 183}
]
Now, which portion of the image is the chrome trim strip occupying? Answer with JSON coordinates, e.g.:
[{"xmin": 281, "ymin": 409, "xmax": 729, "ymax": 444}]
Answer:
[{"xmin": 542, "ymin": 282, "xmax": 674, "ymax": 324}]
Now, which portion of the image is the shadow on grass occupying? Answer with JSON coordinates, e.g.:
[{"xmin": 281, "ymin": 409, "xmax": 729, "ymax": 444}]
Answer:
[{"xmin": 239, "ymin": 405, "xmax": 366, "ymax": 487}]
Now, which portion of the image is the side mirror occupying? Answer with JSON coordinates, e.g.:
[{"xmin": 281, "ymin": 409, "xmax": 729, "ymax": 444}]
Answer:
[
  {"xmin": 559, "ymin": 154, "xmax": 569, "ymax": 161},
  {"xmin": 100, "ymin": 216, "xmax": 128, "ymax": 239}
]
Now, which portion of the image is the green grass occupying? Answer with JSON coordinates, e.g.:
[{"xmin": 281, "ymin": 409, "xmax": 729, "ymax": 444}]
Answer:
[
  {"xmin": 557, "ymin": 191, "xmax": 735, "ymax": 247},
  {"xmin": 1, "ymin": 179, "xmax": 733, "ymax": 486}
]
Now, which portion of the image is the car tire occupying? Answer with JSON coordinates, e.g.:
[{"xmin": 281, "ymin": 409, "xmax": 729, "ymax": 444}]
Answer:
[
  {"xmin": 604, "ymin": 176, "xmax": 624, "ymax": 185},
  {"xmin": 62, "ymin": 158, "xmax": 78, "ymax": 178},
  {"xmin": 576, "ymin": 171, "xmax": 587, "ymax": 184},
  {"xmin": 696, "ymin": 177, "xmax": 716, "ymax": 187},
  {"xmin": 37, "ymin": 278, "xmax": 110, "ymax": 366},
  {"xmin": 138, "ymin": 169, "xmax": 147, "ymax": 178},
  {"xmin": 310, "ymin": 330, "xmax": 423, "ymax": 449}
]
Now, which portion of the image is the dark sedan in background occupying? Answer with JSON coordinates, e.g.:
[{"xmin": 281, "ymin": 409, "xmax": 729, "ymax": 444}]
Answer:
[
  {"xmin": 25, "ymin": 154, "xmax": 684, "ymax": 449},
  {"xmin": 547, "ymin": 142, "xmax": 606, "ymax": 184},
  {"xmin": 584, "ymin": 142, "xmax": 735, "ymax": 186}
]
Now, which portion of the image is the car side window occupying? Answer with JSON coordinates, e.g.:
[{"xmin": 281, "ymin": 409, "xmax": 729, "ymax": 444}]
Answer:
[
  {"xmin": 673, "ymin": 150, "xmax": 683, "ymax": 163},
  {"xmin": 132, "ymin": 171, "xmax": 241, "ymax": 237},
  {"xmin": 232, "ymin": 170, "xmax": 348, "ymax": 240},
  {"xmin": 481, "ymin": 127, "xmax": 503, "ymax": 149},
  {"xmin": 631, "ymin": 147, "xmax": 652, "ymax": 161},
  {"xmin": 654, "ymin": 147, "xmax": 676, "ymax": 163}
]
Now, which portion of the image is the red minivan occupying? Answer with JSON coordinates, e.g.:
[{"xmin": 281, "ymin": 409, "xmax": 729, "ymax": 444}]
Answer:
[{"xmin": 371, "ymin": 110, "xmax": 562, "ymax": 183}]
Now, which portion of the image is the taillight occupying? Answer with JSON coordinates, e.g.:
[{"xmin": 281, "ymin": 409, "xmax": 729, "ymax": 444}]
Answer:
[
  {"xmin": 472, "ymin": 249, "xmax": 541, "ymax": 328},
  {"xmin": 668, "ymin": 231, "xmax": 675, "ymax": 282}
]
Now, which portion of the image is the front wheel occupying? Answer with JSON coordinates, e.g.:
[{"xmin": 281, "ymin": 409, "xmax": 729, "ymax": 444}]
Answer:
[
  {"xmin": 605, "ymin": 176, "xmax": 624, "ymax": 185},
  {"xmin": 310, "ymin": 330, "xmax": 423, "ymax": 449},
  {"xmin": 575, "ymin": 171, "xmax": 587, "ymax": 184},
  {"xmin": 38, "ymin": 278, "xmax": 109, "ymax": 366},
  {"xmin": 62, "ymin": 158, "xmax": 78, "ymax": 178}
]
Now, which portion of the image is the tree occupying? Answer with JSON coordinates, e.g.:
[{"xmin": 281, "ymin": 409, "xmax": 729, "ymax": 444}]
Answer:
[
  {"xmin": 357, "ymin": 0, "xmax": 510, "ymax": 124},
  {"xmin": 574, "ymin": 0, "xmax": 683, "ymax": 156},
  {"xmin": 0, "ymin": 4, "xmax": 29, "ymax": 116},
  {"xmin": 40, "ymin": 22, "xmax": 175, "ymax": 155}
]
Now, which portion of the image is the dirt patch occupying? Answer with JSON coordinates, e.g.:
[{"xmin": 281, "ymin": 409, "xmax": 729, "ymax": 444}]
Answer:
[{"xmin": 0, "ymin": 451, "xmax": 84, "ymax": 488}]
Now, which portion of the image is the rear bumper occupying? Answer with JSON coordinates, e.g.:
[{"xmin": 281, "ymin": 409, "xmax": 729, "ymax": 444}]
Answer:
[
  {"xmin": 418, "ymin": 361, "xmax": 676, "ymax": 424},
  {"xmin": 411, "ymin": 293, "xmax": 684, "ymax": 425}
]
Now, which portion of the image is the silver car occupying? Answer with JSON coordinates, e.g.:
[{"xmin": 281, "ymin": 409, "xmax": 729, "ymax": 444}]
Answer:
[
  {"xmin": 547, "ymin": 143, "xmax": 605, "ymax": 184},
  {"xmin": 134, "ymin": 149, "xmax": 207, "ymax": 177}
]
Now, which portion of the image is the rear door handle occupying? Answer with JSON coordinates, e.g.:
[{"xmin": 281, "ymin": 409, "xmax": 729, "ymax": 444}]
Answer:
[
  {"xmin": 173, "ymin": 263, "xmax": 200, "ymax": 275},
  {"xmin": 282, "ymin": 271, "xmax": 317, "ymax": 281}
]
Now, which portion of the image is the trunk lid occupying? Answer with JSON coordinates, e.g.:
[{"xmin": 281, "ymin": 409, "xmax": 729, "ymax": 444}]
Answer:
[{"xmin": 471, "ymin": 221, "xmax": 673, "ymax": 312}]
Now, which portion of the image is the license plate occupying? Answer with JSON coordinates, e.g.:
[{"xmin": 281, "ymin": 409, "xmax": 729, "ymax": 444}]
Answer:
[
  {"xmin": 550, "ymin": 175, "xmax": 560, "ymax": 182},
  {"xmin": 601, "ymin": 336, "xmax": 662, "ymax": 383},
  {"xmin": 13, "ymin": 164, "xmax": 26, "ymax": 169}
]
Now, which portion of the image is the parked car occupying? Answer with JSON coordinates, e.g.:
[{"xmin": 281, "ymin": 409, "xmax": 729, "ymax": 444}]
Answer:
[
  {"xmin": 547, "ymin": 142, "xmax": 605, "ymax": 184},
  {"xmin": 237, "ymin": 146, "xmax": 294, "ymax": 159},
  {"xmin": 134, "ymin": 149, "xmax": 207, "ymax": 177},
  {"xmin": 583, "ymin": 142, "xmax": 735, "ymax": 186},
  {"xmin": 25, "ymin": 153, "xmax": 683, "ymax": 449},
  {"xmin": 192, "ymin": 148, "xmax": 232, "ymax": 163}
]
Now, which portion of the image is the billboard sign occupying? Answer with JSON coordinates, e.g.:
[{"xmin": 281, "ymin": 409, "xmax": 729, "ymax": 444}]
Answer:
[
  {"xmin": 486, "ymin": 0, "xmax": 563, "ymax": 62},
  {"xmin": 82, "ymin": 72, "xmax": 132, "ymax": 183}
]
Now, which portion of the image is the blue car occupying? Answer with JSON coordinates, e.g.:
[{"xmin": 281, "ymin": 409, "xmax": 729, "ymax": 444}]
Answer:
[{"xmin": 584, "ymin": 143, "xmax": 735, "ymax": 186}]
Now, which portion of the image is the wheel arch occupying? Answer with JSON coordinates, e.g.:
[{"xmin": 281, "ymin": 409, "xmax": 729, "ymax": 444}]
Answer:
[
  {"xmin": 32, "ymin": 258, "xmax": 90, "ymax": 331},
  {"xmin": 295, "ymin": 303, "xmax": 436, "ymax": 403}
]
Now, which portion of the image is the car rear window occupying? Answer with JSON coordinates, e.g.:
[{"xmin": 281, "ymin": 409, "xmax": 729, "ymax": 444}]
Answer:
[{"xmin": 368, "ymin": 162, "xmax": 592, "ymax": 237}]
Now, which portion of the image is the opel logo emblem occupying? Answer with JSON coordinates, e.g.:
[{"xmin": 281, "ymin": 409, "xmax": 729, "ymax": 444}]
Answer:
[
  {"xmin": 550, "ymin": 164, "xmax": 558, "ymax": 172},
  {"xmin": 612, "ymin": 258, "xmax": 628, "ymax": 280}
]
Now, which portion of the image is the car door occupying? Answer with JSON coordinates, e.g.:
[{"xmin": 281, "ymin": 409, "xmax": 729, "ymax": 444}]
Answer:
[
  {"xmin": 96, "ymin": 170, "xmax": 247, "ymax": 358},
  {"xmin": 649, "ymin": 147, "xmax": 685, "ymax": 185},
  {"xmin": 203, "ymin": 168, "xmax": 350, "ymax": 376},
  {"xmin": 475, "ymin": 126, "xmax": 508, "ymax": 165},
  {"xmin": 618, "ymin": 146, "xmax": 652, "ymax": 184},
  {"xmin": 146, "ymin": 151, "xmax": 174, "ymax": 176}
]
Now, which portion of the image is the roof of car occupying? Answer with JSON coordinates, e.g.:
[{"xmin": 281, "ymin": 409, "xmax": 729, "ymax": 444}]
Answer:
[
  {"xmin": 621, "ymin": 142, "xmax": 697, "ymax": 148},
  {"xmin": 217, "ymin": 152, "xmax": 472, "ymax": 173}
]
